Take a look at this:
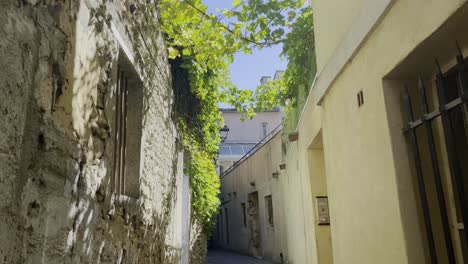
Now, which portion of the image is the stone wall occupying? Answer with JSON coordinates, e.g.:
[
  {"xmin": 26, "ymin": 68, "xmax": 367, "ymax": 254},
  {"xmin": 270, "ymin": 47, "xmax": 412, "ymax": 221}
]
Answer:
[
  {"xmin": 0, "ymin": 0, "xmax": 192, "ymax": 263},
  {"xmin": 189, "ymin": 213, "xmax": 208, "ymax": 264}
]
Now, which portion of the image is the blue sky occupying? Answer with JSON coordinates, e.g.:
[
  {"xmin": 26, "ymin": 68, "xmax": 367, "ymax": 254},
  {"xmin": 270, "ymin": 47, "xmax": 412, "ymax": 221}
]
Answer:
[{"xmin": 203, "ymin": 0, "xmax": 287, "ymax": 91}]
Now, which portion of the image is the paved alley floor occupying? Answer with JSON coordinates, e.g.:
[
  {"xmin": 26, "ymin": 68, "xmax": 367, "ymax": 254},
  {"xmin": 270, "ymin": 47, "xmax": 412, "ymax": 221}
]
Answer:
[{"xmin": 206, "ymin": 249, "xmax": 272, "ymax": 264}]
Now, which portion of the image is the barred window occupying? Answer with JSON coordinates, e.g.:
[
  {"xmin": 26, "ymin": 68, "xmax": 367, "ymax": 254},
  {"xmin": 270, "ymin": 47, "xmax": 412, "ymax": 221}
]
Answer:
[{"xmin": 112, "ymin": 49, "xmax": 143, "ymax": 198}]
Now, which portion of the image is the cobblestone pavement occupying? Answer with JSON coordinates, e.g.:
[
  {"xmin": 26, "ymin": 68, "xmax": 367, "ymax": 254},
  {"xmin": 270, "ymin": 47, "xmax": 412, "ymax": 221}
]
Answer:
[{"xmin": 206, "ymin": 249, "xmax": 272, "ymax": 264}]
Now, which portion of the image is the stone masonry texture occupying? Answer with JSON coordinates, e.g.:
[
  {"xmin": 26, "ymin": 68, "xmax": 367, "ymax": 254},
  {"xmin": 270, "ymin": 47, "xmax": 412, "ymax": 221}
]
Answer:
[
  {"xmin": 0, "ymin": 0, "xmax": 206, "ymax": 263},
  {"xmin": 189, "ymin": 212, "xmax": 207, "ymax": 264}
]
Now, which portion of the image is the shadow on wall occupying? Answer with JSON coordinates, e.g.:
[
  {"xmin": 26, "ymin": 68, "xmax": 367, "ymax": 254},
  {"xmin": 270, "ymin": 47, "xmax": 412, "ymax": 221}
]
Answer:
[{"xmin": 0, "ymin": 1, "xmax": 183, "ymax": 263}]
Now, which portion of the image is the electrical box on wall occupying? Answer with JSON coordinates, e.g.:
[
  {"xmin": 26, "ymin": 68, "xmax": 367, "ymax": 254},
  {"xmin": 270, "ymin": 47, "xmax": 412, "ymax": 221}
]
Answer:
[{"xmin": 316, "ymin": 196, "xmax": 330, "ymax": 225}]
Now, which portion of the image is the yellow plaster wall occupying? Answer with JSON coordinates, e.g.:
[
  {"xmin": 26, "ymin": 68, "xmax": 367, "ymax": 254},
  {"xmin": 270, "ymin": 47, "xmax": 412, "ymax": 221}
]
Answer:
[
  {"xmin": 308, "ymin": 143, "xmax": 334, "ymax": 264},
  {"xmin": 283, "ymin": 0, "xmax": 468, "ymax": 263},
  {"xmin": 216, "ymin": 132, "xmax": 288, "ymax": 263},
  {"xmin": 311, "ymin": 0, "xmax": 365, "ymax": 72},
  {"xmin": 282, "ymin": 95, "xmax": 323, "ymax": 264}
]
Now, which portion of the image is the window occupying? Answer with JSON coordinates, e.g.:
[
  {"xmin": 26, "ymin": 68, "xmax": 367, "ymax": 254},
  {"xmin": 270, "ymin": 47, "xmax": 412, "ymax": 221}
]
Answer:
[
  {"xmin": 265, "ymin": 195, "xmax": 274, "ymax": 227},
  {"xmin": 219, "ymin": 144, "xmax": 256, "ymax": 156},
  {"xmin": 230, "ymin": 146, "xmax": 244, "ymax": 155},
  {"xmin": 219, "ymin": 160, "xmax": 233, "ymax": 170},
  {"xmin": 218, "ymin": 146, "xmax": 231, "ymax": 155},
  {"xmin": 400, "ymin": 56, "xmax": 468, "ymax": 261},
  {"xmin": 242, "ymin": 145, "xmax": 253, "ymax": 153},
  {"xmin": 241, "ymin": 203, "xmax": 247, "ymax": 227},
  {"xmin": 262, "ymin": 122, "xmax": 268, "ymax": 138},
  {"xmin": 112, "ymin": 50, "xmax": 144, "ymax": 198}
]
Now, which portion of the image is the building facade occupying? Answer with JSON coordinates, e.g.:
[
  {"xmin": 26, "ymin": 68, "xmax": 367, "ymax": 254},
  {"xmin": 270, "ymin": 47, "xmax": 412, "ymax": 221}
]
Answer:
[
  {"xmin": 281, "ymin": 0, "xmax": 468, "ymax": 263},
  {"xmin": 213, "ymin": 73, "xmax": 284, "ymax": 261},
  {"xmin": 0, "ymin": 1, "xmax": 203, "ymax": 263},
  {"xmin": 217, "ymin": 108, "xmax": 282, "ymax": 175},
  {"xmin": 214, "ymin": 125, "xmax": 286, "ymax": 263},
  {"xmin": 213, "ymin": 1, "xmax": 468, "ymax": 263},
  {"xmin": 217, "ymin": 71, "xmax": 284, "ymax": 175}
]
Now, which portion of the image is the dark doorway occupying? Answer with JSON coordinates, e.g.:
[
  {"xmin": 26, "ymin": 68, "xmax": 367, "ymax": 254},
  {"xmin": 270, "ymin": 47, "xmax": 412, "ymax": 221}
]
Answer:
[
  {"xmin": 248, "ymin": 191, "xmax": 261, "ymax": 257},
  {"xmin": 224, "ymin": 207, "xmax": 230, "ymax": 245}
]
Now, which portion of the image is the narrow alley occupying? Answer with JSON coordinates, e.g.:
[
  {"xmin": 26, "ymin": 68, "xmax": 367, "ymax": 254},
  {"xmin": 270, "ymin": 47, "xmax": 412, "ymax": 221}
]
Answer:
[{"xmin": 207, "ymin": 249, "xmax": 272, "ymax": 264}]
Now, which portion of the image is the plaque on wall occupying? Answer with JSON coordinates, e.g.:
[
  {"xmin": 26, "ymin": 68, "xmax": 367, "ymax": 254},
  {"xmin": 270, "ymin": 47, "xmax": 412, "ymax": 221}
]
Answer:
[{"xmin": 316, "ymin": 196, "xmax": 330, "ymax": 225}]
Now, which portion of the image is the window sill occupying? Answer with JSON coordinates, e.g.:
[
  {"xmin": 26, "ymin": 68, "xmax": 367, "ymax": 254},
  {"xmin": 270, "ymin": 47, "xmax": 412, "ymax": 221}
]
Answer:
[
  {"xmin": 113, "ymin": 193, "xmax": 139, "ymax": 206},
  {"xmin": 105, "ymin": 193, "xmax": 140, "ymax": 221}
]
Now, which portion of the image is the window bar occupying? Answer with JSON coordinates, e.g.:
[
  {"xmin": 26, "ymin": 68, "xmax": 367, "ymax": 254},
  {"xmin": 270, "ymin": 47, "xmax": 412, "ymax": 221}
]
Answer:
[
  {"xmin": 118, "ymin": 71, "xmax": 126, "ymax": 195},
  {"xmin": 118, "ymin": 73, "xmax": 125, "ymax": 194},
  {"xmin": 121, "ymin": 76, "xmax": 128, "ymax": 195},
  {"xmin": 436, "ymin": 60, "xmax": 468, "ymax": 244},
  {"xmin": 404, "ymin": 87, "xmax": 438, "ymax": 264},
  {"xmin": 404, "ymin": 98, "xmax": 464, "ymax": 131},
  {"xmin": 455, "ymin": 45, "xmax": 468, "ymax": 139},
  {"xmin": 418, "ymin": 78, "xmax": 456, "ymax": 263},
  {"xmin": 456, "ymin": 44, "xmax": 468, "ymax": 101},
  {"xmin": 113, "ymin": 68, "xmax": 122, "ymax": 193}
]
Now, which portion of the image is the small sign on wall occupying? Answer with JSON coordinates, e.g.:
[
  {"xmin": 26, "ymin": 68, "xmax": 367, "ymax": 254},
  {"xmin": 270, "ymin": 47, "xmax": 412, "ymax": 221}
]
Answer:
[{"xmin": 316, "ymin": 196, "xmax": 330, "ymax": 225}]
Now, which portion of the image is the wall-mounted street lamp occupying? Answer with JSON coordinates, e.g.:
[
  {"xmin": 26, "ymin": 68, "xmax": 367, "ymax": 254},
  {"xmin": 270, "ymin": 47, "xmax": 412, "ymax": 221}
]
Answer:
[{"xmin": 220, "ymin": 125, "xmax": 230, "ymax": 143}]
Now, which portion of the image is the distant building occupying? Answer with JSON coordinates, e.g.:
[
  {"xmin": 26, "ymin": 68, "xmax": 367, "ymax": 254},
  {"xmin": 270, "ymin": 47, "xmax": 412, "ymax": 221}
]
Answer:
[
  {"xmin": 213, "ymin": 72, "xmax": 285, "ymax": 261},
  {"xmin": 214, "ymin": 125, "xmax": 286, "ymax": 263},
  {"xmin": 217, "ymin": 71, "xmax": 284, "ymax": 175},
  {"xmin": 217, "ymin": 108, "xmax": 282, "ymax": 175}
]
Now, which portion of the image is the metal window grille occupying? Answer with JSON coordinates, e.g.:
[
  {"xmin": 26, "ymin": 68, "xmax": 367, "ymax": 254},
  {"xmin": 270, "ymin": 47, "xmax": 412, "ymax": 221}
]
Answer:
[
  {"xmin": 112, "ymin": 67, "xmax": 128, "ymax": 195},
  {"xmin": 403, "ymin": 46, "xmax": 468, "ymax": 263}
]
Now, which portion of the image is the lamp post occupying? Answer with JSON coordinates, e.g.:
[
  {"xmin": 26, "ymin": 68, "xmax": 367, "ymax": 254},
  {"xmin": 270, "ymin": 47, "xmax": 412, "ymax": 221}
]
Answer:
[{"xmin": 220, "ymin": 125, "xmax": 229, "ymax": 143}]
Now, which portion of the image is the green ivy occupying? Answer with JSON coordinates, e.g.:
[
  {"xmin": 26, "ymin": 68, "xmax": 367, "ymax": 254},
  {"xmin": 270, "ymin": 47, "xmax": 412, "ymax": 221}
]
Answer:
[{"xmin": 280, "ymin": 6, "xmax": 316, "ymax": 134}]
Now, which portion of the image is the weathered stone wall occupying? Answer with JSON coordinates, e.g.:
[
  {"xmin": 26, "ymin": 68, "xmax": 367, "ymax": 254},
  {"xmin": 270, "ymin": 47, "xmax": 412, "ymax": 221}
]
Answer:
[
  {"xmin": 0, "ymin": 0, "xmax": 191, "ymax": 263},
  {"xmin": 189, "ymin": 213, "xmax": 208, "ymax": 264}
]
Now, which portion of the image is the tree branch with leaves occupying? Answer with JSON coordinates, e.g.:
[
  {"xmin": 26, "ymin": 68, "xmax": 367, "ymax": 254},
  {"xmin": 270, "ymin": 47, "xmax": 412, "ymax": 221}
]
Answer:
[{"xmin": 158, "ymin": 0, "xmax": 314, "ymax": 232}]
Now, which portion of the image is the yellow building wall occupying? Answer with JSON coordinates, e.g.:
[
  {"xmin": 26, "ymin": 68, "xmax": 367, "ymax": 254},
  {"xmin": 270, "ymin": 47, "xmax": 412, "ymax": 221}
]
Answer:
[
  {"xmin": 216, "ymin": 131, "xmax": 289, "ymax": 263},
  {"xmin": 308, "ymin": 139, "xmax": 334, "ymax": 264},
  {"xmin": 311, "ymin": 0, "xmax": 365, "ymax": 72},
  {"xmin": 282, "ymin": 0, "xmax": 468, "ymax": 263},
  {"xmin": 282, "ymin": 142, "xmax": 315, "ymax": 264},
  {"xmin": 282, "ymin": 95, "xmax": 324, "ymax": 264}
]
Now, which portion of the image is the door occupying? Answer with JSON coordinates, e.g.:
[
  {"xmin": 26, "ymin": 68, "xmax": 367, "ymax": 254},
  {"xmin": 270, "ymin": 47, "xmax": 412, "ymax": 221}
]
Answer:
[{"xmin": 248, "ymin": 191, "xmax": 262, "ymax": 257}]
